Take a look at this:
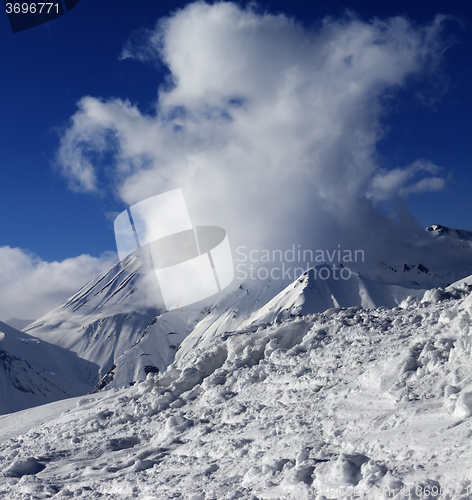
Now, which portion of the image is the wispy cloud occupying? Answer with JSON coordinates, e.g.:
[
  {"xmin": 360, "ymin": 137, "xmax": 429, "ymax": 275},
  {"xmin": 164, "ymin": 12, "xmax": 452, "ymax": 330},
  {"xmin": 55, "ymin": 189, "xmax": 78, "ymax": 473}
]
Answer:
[
  {"xmin": 0, "ymin": 247, "xmax": 116, "ymax": 321},
  {"xmin": 367, "ymin": 159, "xmax": 445, "ymax": 201},
  {"xmin": 57, "ymin": 2, "xmax": 450, "ymax": 263}
]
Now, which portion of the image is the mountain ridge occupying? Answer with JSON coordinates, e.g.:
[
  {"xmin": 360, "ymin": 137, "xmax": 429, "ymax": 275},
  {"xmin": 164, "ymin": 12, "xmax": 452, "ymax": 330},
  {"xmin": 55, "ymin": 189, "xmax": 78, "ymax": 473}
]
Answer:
[
  {"xmin": 0, "ymin": 321, "xmax": 97, "ymax": 414},
  {"xmin": 13, "ymin": 223, "xmax": 472, "ymax": 407}
]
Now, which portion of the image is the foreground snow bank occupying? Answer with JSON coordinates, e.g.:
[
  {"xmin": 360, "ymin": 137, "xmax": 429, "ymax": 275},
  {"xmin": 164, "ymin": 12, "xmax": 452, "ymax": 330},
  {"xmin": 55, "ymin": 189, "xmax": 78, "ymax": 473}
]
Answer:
[{"xmin": 1, "ymin": 284, "xmax": 472, "ymax": 499}]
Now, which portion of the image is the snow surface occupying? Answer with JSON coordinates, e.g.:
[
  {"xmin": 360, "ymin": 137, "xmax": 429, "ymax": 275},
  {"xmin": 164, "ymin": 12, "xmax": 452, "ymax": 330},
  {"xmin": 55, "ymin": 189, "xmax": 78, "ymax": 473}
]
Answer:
[
  {"xmin": 450, "ymin": 275, "xmax": 472, "ymax": 288},
  {"xmin": 23, "ymin": 254, "xmax": 425, "ymax": 399},
  {"xmin": 173, "ymin": 267, "xmax": 425, "ymax": 372},
  {"xmin": 24, "ymin": 257, "xmax": 162, "ymax": 386},
  {"xmin": 20, "ymin": 224, "xmax": 472, "ymax": 399},
  {"xmin": 88, "ymin": 265, "xmax": 424, "ymax": 393},
  {"xmin": 0, "ymin": 321, "xmax": 97, "ymax": 415},
  {"xmin": 1, "ymin": 283, "xmax": 472, "ymax": 498}
]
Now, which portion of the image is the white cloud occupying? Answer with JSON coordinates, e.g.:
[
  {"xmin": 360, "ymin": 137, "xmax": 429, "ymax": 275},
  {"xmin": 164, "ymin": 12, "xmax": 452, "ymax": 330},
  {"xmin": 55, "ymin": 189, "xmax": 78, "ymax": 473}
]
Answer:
[
  {"xmin": 57, "ymin": 2, "xmax": 449, "ymax": 264},
  {"xmin": 403, "ymin": 176, "xmax": 445, "ymax": 195},
  {"xmin": 367, "ymin": 159, "xmax": 445, "ymax": 201},
  {"xmin": 0, "ymin": 247, "xmax": 116, "ymax": 321}
]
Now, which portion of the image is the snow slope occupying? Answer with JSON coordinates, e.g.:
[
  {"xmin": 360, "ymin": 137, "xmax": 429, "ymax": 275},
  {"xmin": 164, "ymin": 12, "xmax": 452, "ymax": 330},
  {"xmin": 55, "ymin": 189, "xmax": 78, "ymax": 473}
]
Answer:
[
  {"xmin": 92, "ymin": 278, "xmax": 287, "ymax": 391},
  {"xmin": 0, "ymin": 321, "xmax": 97, "ymax": 415},
  {"xmin": 173, "ymin": 266, "xmax": 425, "ymax": 371},
  {"xmin": 1, "ymin": 283, "xmax": 472, "ymax": 498},
  {"xmin": 450, "ymin": 274, "xmax": 472, "ymax": 288},
  {"xmin": 358, "ymin": 225, "xmax": 472, "ymax": 288},
  {"xmin": 238, "ymin": 266, "xmax": 423, "ymax": 326},
  {"xmin": 95, "ymin": 266, "xmax": 423, "ymax": 391},
  {"xmin": 19, "ymin": 224, "xmax": 472, "ymax": 395},
  {"xmin": 427, "ymin": 224, "xmax": 472, "ymax": 241},
  {"xmin": 24, "ymin": 257, "xmax": 161, "ymax": 386}
]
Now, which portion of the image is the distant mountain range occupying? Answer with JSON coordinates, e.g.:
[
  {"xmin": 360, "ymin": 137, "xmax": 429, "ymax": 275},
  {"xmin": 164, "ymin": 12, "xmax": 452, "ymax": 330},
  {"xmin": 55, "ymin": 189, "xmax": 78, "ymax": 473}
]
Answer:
[
  {"xmin": 2, "ymin": 260, "xmax": 472, "ymax": 497},
  {"xmin": 0, "ymin": 224, "xmax": 470, "ymax": 414},
  {"xmin": 427, "ymin": 224, "xmax": 472, "ymax": 241}
]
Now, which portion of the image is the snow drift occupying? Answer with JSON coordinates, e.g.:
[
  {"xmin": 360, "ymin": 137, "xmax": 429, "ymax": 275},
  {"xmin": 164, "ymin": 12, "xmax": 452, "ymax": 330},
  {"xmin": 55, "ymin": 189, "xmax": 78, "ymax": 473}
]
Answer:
[{"xmin": 1, "ymin": 281, "xmax": 472, "ymax": 498}]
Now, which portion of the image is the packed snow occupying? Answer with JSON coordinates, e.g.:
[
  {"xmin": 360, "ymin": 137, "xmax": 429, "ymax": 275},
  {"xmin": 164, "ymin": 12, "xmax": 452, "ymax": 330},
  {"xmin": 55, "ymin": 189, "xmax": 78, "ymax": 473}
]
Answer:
[
  {"xmin": 2, "ymin": 226, "xmax": 472, "ymax": 497},
  {"xmin": 1, "ymin": 282, "xmax": 472, "ymax": 498}
]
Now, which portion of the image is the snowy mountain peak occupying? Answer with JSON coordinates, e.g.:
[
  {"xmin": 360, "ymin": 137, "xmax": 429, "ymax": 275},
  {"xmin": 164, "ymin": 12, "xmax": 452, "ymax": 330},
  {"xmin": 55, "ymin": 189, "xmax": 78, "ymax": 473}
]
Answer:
[
  {"xmin": 20, "ymin": 258, "xmax": 426, "ymax": 396},
  {"xmin": 17, "ymin": 233, "xmax": 472, "ymax": 403},
  {"xmin": 426, "ymin": 224, "xmax": 472, "ymax": 241}
]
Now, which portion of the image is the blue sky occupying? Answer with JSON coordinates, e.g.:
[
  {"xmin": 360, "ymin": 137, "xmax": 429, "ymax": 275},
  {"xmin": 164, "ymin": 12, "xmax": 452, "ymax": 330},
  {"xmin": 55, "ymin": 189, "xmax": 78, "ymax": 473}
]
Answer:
[{"xmin": 0, "ymin": 0, "xmax": 471, "ymax": 319}]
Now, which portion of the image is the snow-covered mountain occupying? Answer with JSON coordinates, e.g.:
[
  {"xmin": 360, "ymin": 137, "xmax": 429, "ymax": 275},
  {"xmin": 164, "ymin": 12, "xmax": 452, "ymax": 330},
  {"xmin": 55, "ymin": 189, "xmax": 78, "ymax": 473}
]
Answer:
[
  {"xmin": 0, "ymin": 321, "xmax": 96, "ymax": 415},
  {"xmin": 354, "ymin": 225, "xmax": 472, "ymax": 288},
  {"xmin": 172, "ymin": 266, "xmax": 424, "ymax": 371},
  {"xmin": 87, "ymin": 264, "xmax": 425, "ymax": 392},
  {"xmin": 427, "ymin": 224, "xmax": 472, "ymax": 241},
  {"xmin": 17, "ymin": 224, "xmax": 472, "ymax": 398},
  {"xmin": 24, "ymin": 256, "xmax": 161, "ymax": 387},
  {"xmin": 1, "ymin": 223, "xmax": 472, "ymax": 493},
  {"xmin": 1, "ymin": 281, "xmax": 472, "ymax": 498},
  {"xmin": 21, "ymin": 258, "xmax": 457, "ymax": 396},
  {"xmin": 90, "ymin": 277, "xmax": 285, "ymax": 392}
]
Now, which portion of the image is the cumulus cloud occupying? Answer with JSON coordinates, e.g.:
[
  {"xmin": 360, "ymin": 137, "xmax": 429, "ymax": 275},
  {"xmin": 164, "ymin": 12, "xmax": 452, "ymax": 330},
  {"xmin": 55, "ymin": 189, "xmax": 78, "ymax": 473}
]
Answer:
[
  {"xmin": 0, "ymin": 247, "xmax": 116, "ymax": 321},
  {"xmin": 57, "ymin": 2, "xmax": 451, "ymax": 270}
]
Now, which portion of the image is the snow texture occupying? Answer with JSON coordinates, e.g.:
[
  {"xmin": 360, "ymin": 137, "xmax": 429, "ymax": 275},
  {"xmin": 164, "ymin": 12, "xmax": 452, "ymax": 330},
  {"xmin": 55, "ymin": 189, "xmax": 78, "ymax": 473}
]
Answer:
[
  {"xmin": 23, "ymin": 256, "xmax": 424, "ymax": 399},
  {"xmin": 19, "ymin": 224, "xmax": 472, "ymax": 400},
  {"xmin": 1, "ymin": 282, "xmax": 472, "ymax": 498}
]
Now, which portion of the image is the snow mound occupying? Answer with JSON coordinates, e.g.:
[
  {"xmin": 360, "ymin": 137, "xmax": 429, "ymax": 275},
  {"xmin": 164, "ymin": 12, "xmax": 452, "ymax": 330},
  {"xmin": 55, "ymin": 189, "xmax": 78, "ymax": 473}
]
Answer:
[
  {"xmin": 1, "ymin": 284, "xmax": 472, "ymax": 498},
  {"xmin": 95, "ymin": 266, "xmax": 423, "ymax": 391},
  {"xmin": 173, "ymin": 265, "xmax": 424, "ymax": 369}
]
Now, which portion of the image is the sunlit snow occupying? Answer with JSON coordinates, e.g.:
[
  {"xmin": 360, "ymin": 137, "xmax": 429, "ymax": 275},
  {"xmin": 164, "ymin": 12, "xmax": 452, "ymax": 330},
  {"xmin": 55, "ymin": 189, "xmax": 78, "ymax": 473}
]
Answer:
[{"xmin": 1, "ymin": 281, "xmax": 472, "ymax": 498}]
